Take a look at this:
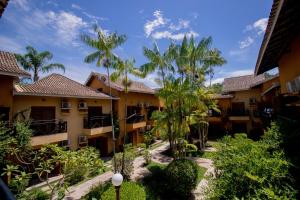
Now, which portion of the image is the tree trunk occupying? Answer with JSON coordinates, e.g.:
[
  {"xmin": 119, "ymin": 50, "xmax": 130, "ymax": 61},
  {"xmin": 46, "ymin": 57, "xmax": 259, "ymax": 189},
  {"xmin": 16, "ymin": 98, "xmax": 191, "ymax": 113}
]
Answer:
[
  {"xmin": 106, "ymin": 67, "xmax": 117, "ymax": 172},
  {"xmin": 33, "ymin": 67, "xmax": 39, "ymax": 82}
]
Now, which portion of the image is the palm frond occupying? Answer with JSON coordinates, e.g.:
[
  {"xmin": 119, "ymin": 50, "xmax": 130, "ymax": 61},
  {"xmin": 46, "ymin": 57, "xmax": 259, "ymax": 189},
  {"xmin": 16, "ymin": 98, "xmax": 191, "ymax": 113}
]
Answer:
[{"xmin": 42, "ymin": 63, "xmax": 65, "ymax": 73}]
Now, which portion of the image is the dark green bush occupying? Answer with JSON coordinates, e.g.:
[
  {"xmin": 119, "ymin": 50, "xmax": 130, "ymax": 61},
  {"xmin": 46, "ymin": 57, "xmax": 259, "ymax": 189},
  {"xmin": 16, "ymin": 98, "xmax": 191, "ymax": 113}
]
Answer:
[
  {"xmin": 209, "ymin": 123, "xmax": 296, "ymax": 199},
  {"xmin": 19, "ymin": 188, "xmax": 50, "ymax": 200},
  {"xmin": 101, "ymin": 182, "xmax": 146, "ymax": 200},
  {"xmin": 164, "ymin": 159, "xmax": 199, "ymax": 198},
  {"xmin": 82, "ymin": 182, "xmax": 111, "ymax": 200}
]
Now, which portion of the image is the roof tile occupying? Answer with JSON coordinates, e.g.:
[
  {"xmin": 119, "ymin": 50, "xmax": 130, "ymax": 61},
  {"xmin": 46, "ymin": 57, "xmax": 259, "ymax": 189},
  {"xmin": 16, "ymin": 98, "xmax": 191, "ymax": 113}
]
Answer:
[
  {"xmin": 0, "ymin": 51, "xmax": 31, "ymax": 77},
  {"xmin": 14, "ymin": 73, "xmax": 113, "ymax": 99},
  {"xmin": 223, "ymin": 74, "xmax": 266, "ymax": 93}
]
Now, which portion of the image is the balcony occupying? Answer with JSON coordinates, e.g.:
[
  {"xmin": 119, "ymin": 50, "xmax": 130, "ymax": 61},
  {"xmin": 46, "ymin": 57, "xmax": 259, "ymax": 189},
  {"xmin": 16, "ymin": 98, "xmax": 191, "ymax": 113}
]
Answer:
[
  {"xmin": 83, "ymin": 114, "xmax": 112, "ymax": 136},
  {"xmin": 30, "ymin": 119, "xmax": 68, "ymax": 146},
  {"xmin": 227, "ymin": 109, "xmax": 250, "ymax": 121},
  {"xmin": 126, "ymin": 114, "xmax": 146, "ymax": 131}
]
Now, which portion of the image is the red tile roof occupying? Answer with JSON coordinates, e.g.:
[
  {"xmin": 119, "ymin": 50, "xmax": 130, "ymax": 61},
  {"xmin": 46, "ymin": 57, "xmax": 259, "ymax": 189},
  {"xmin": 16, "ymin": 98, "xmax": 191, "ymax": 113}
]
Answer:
[
  {"xmin": 14, "ymin": 73, "xmax": 115, "ymax": 99},
  {"xmin": 223, "ymin": 74, "xmax": 266, "ymax": 93},
  {"xmin": 86, "ymin": 72, "xmax": 155, "ymax": 94},
  {"xmin": 0, "ymin": 51, "xmax": 31, "ymax": 77}
]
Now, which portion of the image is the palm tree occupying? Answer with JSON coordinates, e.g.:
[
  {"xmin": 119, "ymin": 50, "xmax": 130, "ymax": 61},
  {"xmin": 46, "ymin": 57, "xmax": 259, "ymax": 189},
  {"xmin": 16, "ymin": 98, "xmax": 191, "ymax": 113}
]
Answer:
[
  {"xmin": 140, "ymin": 42, "xmax": 175, "ymax": 87},
  {"xmin": 111, "ymin": 58, "xmax": 143, "ymax": 176},
  {"xmin": 15, "ymin": 46, "xmax": 65, "ymax": 82},
  {"xmin": 81, "ymin": 25, "xmax": 126, "ymax": 171}
]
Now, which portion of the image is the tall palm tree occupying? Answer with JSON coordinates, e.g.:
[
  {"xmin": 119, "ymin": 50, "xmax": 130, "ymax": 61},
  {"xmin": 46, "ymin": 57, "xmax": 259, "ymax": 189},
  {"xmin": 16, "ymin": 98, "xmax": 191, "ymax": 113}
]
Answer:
[
  {"xmin": 81, "ymin": 25, "xmax": 126, "ymax": 172},
  {"xmin": 140, "ymin": 42, "xmax": 175, "ymax": 87},
  {"xmin": 15, "ymin": 46, "xmax": 65, "ymax": 82},
  {"xmin": 111, "ymin": 58, "xmax": 143, "ymax": 176}
]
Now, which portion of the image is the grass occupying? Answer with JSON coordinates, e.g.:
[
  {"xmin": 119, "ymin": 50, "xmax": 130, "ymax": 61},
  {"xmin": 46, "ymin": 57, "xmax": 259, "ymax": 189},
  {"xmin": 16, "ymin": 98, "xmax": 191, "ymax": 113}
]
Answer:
[
  {"xmin": 189, "ymin": 150, "xmax": 216, "ymax": 159},
  {"xmin": 197, "ymin": 166, "xmax": 207, "ymax": 184}
]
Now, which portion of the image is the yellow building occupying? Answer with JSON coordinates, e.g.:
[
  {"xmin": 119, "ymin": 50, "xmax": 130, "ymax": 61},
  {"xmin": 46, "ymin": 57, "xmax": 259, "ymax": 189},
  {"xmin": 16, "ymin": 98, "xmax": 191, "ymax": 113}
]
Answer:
[
  {"xmin": 13, "ymin": 74, "xmax": 116, "ymax": 154},
  {"xmin": 0, "ymin": 51, "xmax": 117, "ymax": 155},
  {"xmin": 85, "ymin": 72, "xmax": 162, "ymax": 148},
  {"xmin": 0, "ymin": 51, "xmax": 31, "ymax": 121},
  {"xmin": 255, "ymin": 0, "xmax": 300, "ymax": 120},
  {"xmin": 209, "ymin": 74, "xmax": 280, "ymax": 138}
]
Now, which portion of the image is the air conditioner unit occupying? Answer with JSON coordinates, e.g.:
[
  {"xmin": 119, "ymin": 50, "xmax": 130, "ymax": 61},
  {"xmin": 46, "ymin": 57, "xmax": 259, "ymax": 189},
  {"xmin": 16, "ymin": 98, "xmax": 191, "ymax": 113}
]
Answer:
[
  {"xmin": 137, "ymin": 102, "xmax": 144, "ymax": 107},
  {"xmin": 286, "ymin": 80, "xmax": 297, "ymax": 93},
  {"xmin": 249, "ymin": 98, "xmax": 256, "ymax": 104},
  {"xmin": 59, "ymin": 140, "xmax": 70, "ymax": 147},
  {"xmin": 78, "ymin": 102, "xmax": 88, "ymax": 110},
  {"xmin": 146, "ymin": 125, "xmax": 152, "ymax": 130},
  {"xmin": 294, "ymin": 76, "xmax": 300, "ymax": 91},
  {"xmin": 61, "ymin": 101, "xmax": 71, "ymax": 109},
  {"xmin": 78, "ymin": 135, "xmax": 88, "ymax": 144},
  {"xmin": 144, "ymin": 102, "xmax": 150, "ymax": 108}
]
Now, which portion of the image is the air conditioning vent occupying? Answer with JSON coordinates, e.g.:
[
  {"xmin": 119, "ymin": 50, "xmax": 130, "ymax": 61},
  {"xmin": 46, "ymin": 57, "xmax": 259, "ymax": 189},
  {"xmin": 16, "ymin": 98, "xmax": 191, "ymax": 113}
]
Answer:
[
  {"xmin": 78, "ymin": 136, "xmax": 88, "ymax": 144},
  {"xmin": 146, "ymin": 125, "xmax": 152, "ymax": 130},
  {"xmin": 61, "ymin": 101, "xmax": 71, "ymax": 109},
  {"xmin": 137, "ymin": 102, "xmax": 144, "ymax": 107},
  {"xmin": 286, "ymin": 80, "xmax": 297, "ymax": 93},
  {"xmin": 78, "ymin": 102, "xmax": 88, "ymax": 110},
  {"xmin": 144, "ymin": 102, "xmax": 150, "ymax": 108},
  {"xmin": 294, "ymin": 76, "xmax": 300, "ymax": 91},
  {"xmin": 249, "ymin": 98, "xmax": 256, "ymax": 104}
]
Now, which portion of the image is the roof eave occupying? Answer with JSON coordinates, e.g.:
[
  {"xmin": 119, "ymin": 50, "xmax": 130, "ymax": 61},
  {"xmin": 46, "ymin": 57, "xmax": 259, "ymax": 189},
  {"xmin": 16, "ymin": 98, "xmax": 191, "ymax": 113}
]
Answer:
[
  {"xmin": 13, "ymin": 91, "xmax": 118, "ymax": 100},
  {"xmin": 255, "ymin": 0, "xmax": 285, "ymax": 75},
  {"xmin": 0, "ymin": 71, "xmax": 31, "ymax": 78}
]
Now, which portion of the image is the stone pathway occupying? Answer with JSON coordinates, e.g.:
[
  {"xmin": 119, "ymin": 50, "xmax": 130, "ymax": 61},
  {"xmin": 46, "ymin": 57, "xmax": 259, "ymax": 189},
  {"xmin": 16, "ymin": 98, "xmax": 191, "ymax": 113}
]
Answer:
[
  {"xmin": 64, "ymin": 171, "xmax": 113, "ymax": 200},
  {"xmin": 191, "ymin": 158, "xmax": 215, "ymax": 200},
  {"xmin": 37, "ymin": 140, "xmax": 215, "ymax": 199}
]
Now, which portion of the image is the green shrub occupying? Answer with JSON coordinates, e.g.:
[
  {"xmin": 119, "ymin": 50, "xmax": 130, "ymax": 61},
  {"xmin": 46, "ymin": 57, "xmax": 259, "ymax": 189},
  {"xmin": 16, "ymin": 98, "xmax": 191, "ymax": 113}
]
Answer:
[
  {"xmin": 82, "ymin": 182, "xmax": 111, "ymax": 200},
  {"xmin": 208, "ymin": 124, "xmax": 296, "ymax": 199},
  {"xmin": 19, "ymin": 188, "xmax": 50, "ymax": 200},
  {"xmin": 113, "ymin": 151, "xmax": 135, "ymax": 180},
  {"xmin": 143, "ymin": 150, "xmax": 151, "ymax": 165},
  {"xmin": 101, "ymin": 182, "xmax": 146, "ymax": 200},
  {"xmin": 164, "ymin": 159, "xmax": 199, "ymax": 198}
]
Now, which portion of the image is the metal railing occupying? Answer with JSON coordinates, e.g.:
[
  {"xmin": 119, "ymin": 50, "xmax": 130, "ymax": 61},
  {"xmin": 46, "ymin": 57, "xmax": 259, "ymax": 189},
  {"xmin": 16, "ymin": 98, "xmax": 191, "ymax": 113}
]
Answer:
[
  {"xmin": 126, "ymin": 114, "xmax": 145, "ymax": 124},
  {"xmin": 30, "ymin": 119, "xmax": 67, "ymax": 137},
  {"xmin": 227, "ymin": 109, "xmax": 250, "ymax": 116},
  {"xmin": 208, "ymin": 109, "xmax": 222, "ymax": 117},
  {"xmin": 83, "ymin": 114, "xmax": 111, "ymax": 129}
]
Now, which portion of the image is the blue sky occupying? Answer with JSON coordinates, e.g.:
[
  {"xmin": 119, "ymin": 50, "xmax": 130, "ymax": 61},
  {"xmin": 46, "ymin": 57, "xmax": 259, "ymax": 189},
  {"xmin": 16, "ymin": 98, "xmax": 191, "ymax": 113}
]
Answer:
[{"xmin": 0, "ymin": 0, "xmax": 273, "ymax": 87}]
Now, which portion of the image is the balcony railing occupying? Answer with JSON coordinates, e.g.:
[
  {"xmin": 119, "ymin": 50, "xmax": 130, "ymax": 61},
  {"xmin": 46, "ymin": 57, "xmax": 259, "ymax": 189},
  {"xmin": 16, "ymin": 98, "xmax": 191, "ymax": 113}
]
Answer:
[
  {"xmin": 227, "ymin": 109, "xmax": 249, "ymax": 116},
  {"xmin": 126, "ymin": 114, "xmax": 145, "ymax": 124},
  {"xmin": 208, "ymin": 109, "xmax": 222, "ymax": 117},
  {"xmin": 83, "ymin": 114, "xmax": 111, "ymax": 129},
  {"xmin": 30, "ymin": 119, "xmax": 67, "ymax": 137}
]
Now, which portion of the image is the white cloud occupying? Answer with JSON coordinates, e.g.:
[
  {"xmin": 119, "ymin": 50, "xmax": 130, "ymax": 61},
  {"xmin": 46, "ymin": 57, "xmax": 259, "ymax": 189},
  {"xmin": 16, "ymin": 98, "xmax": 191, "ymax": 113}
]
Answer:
[
  {"xmin": 191, "ymin": 12, "xmax": 199, "ymax": 19},
  {"xmin": 47, "ymin": 11, "xmax": 87, "ymax": 45},
  {"xmin": 144, "ymin": 10, "xmax": 167, "ymax": 37},
  {"xmin": 245, "ymin": 18, "xmax": 268, "ymax": 35},
  {"xmin": 239, "ymin": 36, "xmax": 254, "ymax": 49},
  {"xmin": 169, "ymin": 19, "xmax": 190, "ymax": 31},
  {"xmin": 144, "ymin": 10, "xmax": 198, "ymax": 40},
  {"xmin": 71, "ymin": 3, "xmax": 82, "ymax": 10},
  {"xmin": 0, "ymin": 35, "xmax": 23, "ymax": 52},
  {"xmin": 11, "ymin": 0, "xmax": 30, "ymax": 11},
  {"xmin": 152, "ymin": 30, "xmax": 198, "ymax": 40},
  {"xmin": 82, "ymin": 11, "xmax": 108, "ymax": 22}
]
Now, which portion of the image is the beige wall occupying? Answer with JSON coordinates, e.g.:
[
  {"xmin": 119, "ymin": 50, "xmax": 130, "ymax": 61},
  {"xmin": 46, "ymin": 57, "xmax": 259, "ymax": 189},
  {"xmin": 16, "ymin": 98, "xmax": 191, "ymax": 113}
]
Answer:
[
  {"xmin": 231, "ymin": 89, "xmax": 261, "ymax": 110},
  {"xmin": 278, "ymin": 33, "xmax": 300, "ymax": 94},
  {"xmin": 0, "ymin": 75, "xmax": 14, "ymax": 120},
  {"xmin": 87, "ymin": 76, "xmax": 161, "ymax": 146},
  {"xmin": 13, "ymin": 95, "xmax": 111, "ymax": 150}
]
